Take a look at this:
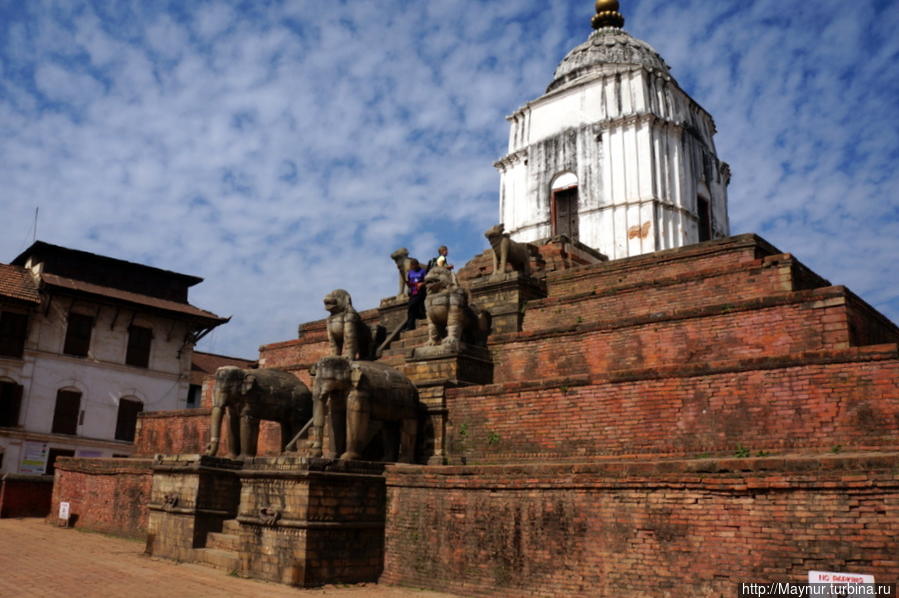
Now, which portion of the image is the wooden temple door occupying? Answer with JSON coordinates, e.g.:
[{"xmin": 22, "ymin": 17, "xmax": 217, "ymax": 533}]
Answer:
[{"xmin": 552, "ymin": 187, "xmax": 579, "ymax": 241}]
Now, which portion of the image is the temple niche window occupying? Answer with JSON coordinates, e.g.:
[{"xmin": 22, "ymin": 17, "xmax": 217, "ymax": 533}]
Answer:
[
  {"xmin": 697, "ymin": 182, "xmax": 712, "ymax": 242},
  {"xmin": 550, "ymin": 172, "xmax": 579, "ymax": 241}
]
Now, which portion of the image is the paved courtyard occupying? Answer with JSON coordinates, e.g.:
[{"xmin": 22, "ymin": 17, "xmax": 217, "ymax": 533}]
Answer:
[{"xmin": 0, "ymin": 518, "xmax": 460, "ymax": 598}]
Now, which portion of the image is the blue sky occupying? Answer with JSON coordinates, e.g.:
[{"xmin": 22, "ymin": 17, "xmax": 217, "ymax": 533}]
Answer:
[{"xmin": 1, "ymin": 0, "xmax": 897, "ymax": 359}]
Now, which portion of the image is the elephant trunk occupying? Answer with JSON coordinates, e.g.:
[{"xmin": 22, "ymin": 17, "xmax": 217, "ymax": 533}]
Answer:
[{"xmin": 205, "ymin": 388, "xmax": 225, "ymax": 456}]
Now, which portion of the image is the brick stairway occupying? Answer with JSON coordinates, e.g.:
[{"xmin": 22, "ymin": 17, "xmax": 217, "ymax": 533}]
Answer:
[{"xmin": 193, "ymin": 519, "xmax": 240, "ymax": 572}]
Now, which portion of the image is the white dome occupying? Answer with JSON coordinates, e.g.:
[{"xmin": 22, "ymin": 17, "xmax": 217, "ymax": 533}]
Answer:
[{"xmin": 547, "ymin": 28, "xmax": 670, "ymax": 93}]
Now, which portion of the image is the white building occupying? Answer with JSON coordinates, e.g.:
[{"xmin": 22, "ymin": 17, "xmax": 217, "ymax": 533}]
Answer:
[
  {"xmin": 0, "ymin": 242, "xmax": 227, "ymax": 474},
  {"xmin": 496, "ymin": 0, "xmax": 730, "ymax": 259}
]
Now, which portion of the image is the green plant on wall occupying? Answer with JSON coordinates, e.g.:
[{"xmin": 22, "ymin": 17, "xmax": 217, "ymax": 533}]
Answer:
[
  {"xmin": 734, "ymin": 445, "xmax": 750, "ymax": 458},
  {"xmin": 487, "ymin": 431, "xmax": 501, "ymax": 446}
]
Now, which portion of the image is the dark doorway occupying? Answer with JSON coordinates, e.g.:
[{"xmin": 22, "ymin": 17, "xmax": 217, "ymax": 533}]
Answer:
[
  {"xmin": 698, "ymin": 197, "xmax": 712, "ymax": 242},
  {"xmin": 552, "ymin": 187, "xmax": 579, "ymax": 241},
  {"xmin": 46, "ymin": 448, "xmax": 76, "ymax": 476}
]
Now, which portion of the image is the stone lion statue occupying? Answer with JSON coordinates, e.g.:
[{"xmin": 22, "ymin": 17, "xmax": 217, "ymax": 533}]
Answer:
[
  {"xmin": 324, "ymin": 289, "xmax": 372, "ymax": 360},
  {"xmin": 423, "ymin": 267, "xmax": 486, "ymax": 350},
  {"xmin": 390, "ymin": 247, "xmax": 415, "ymax": 299},
  {"xmin": 484, "ymin": 223, "xmax": 534, "ymax": 279}
]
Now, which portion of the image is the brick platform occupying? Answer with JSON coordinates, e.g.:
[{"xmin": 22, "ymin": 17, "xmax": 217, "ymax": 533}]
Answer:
[{"xmin": 382, "ymin": 453, "xmax": 899, "ymax": 598}]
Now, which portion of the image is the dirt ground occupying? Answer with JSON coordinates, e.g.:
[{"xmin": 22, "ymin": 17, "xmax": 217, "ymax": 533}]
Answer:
[{"xmin": 0, "ymin": 518, "xmax": 462, "ymax": 598}]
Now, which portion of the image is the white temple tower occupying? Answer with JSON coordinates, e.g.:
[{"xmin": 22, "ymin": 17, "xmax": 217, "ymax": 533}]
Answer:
[{"xmin": 495, "ymin": 0, "xmax": 730, "ymax": 260}]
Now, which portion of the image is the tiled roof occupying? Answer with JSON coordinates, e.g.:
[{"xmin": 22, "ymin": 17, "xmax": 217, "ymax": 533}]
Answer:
[
  {"xmin": 0, "ymin": 264, "xmax": 40, "ymax": 305},
  {"xmin": 41, "ymin": 272, "xmax": 227, "ymax": 324},
  {"xmin": 190, "ymin": 351, "xmax": 256, "ymax": 386},
  {"xmin": 191, "ymin": 351, "xmax": 256, "ymax": 375}
]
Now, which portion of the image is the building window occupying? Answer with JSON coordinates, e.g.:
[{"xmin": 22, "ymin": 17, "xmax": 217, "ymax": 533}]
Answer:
[
  {"xmin": 51, "ymin": 389, "xmax": 81, "ymax": 435},
  {"xmin": 46, "ymin": 448, "xmax": 76, "ymax": 476},
  {"xmin": 186, "ymin": 384, "xmax": 202, "ymax": 408},
  {"xmin": 550, "ymin": 172, "xmax": 579, "ymax": 242},
  {"xmin": 114, "ymin": 398, "xmax": 143, "ymax": 442},
  {"xmin": 63, "ymin": 313, "xmax": 93, "ymax": 357},
  {"xmin": 125, "ymin": 325, "xmax": 153, "ymax": 368},
  {"xmin": 0, "ymin": 380, "xmax": 23, "ymax": 427},
  {"xmin": 0, "ymin": 311, "xmax": 28, "ymax": 358},
  {"xmin": 697, "ymin": 196, "xmax": 712, "ymax": 242}
]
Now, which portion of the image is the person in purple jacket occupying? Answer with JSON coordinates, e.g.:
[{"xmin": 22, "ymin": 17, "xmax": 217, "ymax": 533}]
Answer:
[{"xmin": 406, "ymin": 259, "xmax": 427, "ymax": 330}]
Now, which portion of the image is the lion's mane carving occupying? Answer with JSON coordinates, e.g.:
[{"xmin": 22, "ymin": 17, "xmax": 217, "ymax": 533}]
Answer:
[
  {"xmin": 484, "ymin": 223, "xmax": 535, "ymax": 278},
  {"xmin": 325, "ymin": 289, "xmax": 372, "ymax": 360},
  {"xmin": 423, "ymin": 267, "xmax": 486, "ymax": 349},
  {"xmin": 390, "ymin": 248, "xmax": 415, "ymax": 299}
]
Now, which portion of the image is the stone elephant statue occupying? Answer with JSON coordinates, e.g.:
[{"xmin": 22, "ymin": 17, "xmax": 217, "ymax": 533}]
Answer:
[
  {"xmin": 205, "ymin": 366, "xmax": 312, "ymax": 460},
  {"xmin": 309, "ymin": 356, "xmax": 419, "ymax": 463}
]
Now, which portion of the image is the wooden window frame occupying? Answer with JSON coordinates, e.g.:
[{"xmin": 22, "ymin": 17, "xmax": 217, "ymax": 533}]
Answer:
[
  {"xmin": 63, "ymin": 313, "xmax": 93, "ymax": 357},
  {"xmin": 52, "ymin": 389, "xmax": 81, "ymax": 435},
  {"xmin": 125, "ymin": 325, "xmax": 153, "ymax": 368},
  {"xmin": 114, "ymin": 398, "xmax": 144, "ymax": 442},
  {"xmin": 0, "ymin": 311, "xmax": 28, "ymax": 358},
  {"xmin": 0, "ymin": 380, "xmax": 23, "ymax": 427}
]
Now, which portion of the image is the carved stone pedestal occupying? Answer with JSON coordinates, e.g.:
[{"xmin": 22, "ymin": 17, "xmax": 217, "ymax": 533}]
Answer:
[
  {"xmin": 146, "ymin": 454, "xmax": 242, "ymax": 561},
  {"xmin": 402, "ymin": 345, "xmax": 493, "ymax": 465},
  {"xmin": 404, "ymin": 344, "xmax": 493, "ymax": 386},
  {"xmin": 148, "ymin": 455, "xmax": 387, "ymax": 588},
  {"xmin": 236, "ymin": 457, "xmax": 386, "ymax": 587},
  {"xmin": 469, "ymin": 272, "xmax": 546, "ymax": 334}
]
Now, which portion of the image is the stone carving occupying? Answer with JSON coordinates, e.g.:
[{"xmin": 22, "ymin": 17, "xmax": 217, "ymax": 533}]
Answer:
[
  {"xmin": 258, "ymin": 506, "xmax": 282, "ymax": 526},
  {"xmin": 324, "ymin": 289, "xmax": 372, "ymax": 360},
  {"xmin": 390, "ymin": 247, "xmax": 415, "ymax": 299},
  {"xmin": 423, "ymin": 266, "xmax": 486, "ymax": 350},
  {"xmin": 205, "ymin": 366, "xmax": 313, "ymax": 460},
  {"xmin": 485, "ymin": 223, "xmax": 534, "ymax": 279},
  {"xmin": 309, "ymin": 357, "xmax": 419, "ymax": 463},
  {"xmin": 162, "ymin": 493, "xmax": 179, "ymax": 512}
]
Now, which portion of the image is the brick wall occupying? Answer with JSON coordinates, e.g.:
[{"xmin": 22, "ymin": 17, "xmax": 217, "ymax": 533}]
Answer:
[
  {"xmin": 446, "ymin": 347, "xmax": 899, "ymax": 463},
  {"xmin": 50, "ymin": 458, "xmax": 154, "ymax": 537},
  {"xmin": 134, "ymin": 408, "xmax": 282, "ymax": 457},
  {"xmin": 495, "ymin": 290, "xmax": 860, "ymax": 384},
  {"xmin": 383, "ymin": 455, "xmax": 899, "ymax": 598},
  {"xmin": 522, "ymin": 254, "xmax": 798, "ymax": 332},
  {"xmin": 544, "ymin": 234, "xmax": 778, "ymax": 298}
]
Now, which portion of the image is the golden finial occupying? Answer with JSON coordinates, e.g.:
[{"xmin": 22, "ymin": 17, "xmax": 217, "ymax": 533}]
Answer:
[{"xmin": 592, "ymin": 0, "xmax": 625, "ymax": 29}]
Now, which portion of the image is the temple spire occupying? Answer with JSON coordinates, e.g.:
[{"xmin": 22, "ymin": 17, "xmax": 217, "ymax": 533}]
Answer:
[{"xmin": 592, "ymin": 0, "xmax": 625, "ymax": 29}]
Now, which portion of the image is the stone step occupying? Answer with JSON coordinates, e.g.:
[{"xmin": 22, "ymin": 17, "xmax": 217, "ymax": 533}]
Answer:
[
  {"xmin": 221, "ymin": 519, "xmax": 240, "ymax": 535},
  {"xmin": 206, "ymin": 532, "xmax": 240, "ymax": 552},
  {"xmin": 193, "ymin": 548, "xmax": 239, "ymax": 572}
]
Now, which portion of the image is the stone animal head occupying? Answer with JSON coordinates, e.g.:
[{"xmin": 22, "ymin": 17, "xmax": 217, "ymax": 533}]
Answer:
[
  {"xmin": 424, "ymin": 266, "xmax": 454, "ymax": 295},
  {"xmin": 310, "ymin": 356, "xmax": 353, "ymax": 396},
  {"xmin": 215, "ymin": 365, "xmax": 256, "ymax": 396},
  {"xmin": 324, "ymin": 289, "xmax": 352, "ymax": 315},
  {"xmin": 390, "ymin": 247, "xmax": 410, "ymax": 266},
  {"xmin": 484, "ymin": 223, "xmax": 507, "ymax": 244}
]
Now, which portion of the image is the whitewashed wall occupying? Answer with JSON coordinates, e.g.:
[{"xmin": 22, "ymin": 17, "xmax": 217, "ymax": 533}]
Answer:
[{"xmin": 497, "ymin": 64, "xmax": 729, "ymax": 260}]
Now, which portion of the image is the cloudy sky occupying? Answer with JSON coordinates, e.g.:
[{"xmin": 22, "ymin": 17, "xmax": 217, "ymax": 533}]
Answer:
[{"xmin": 1, "ymin": 0, "xmax": 897, "ymax": 359}]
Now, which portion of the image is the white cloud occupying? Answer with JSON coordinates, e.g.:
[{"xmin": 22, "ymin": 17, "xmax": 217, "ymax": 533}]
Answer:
[{"xmin": 1, "ymin": 0, "xmax": 897, "ymax": 358}]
